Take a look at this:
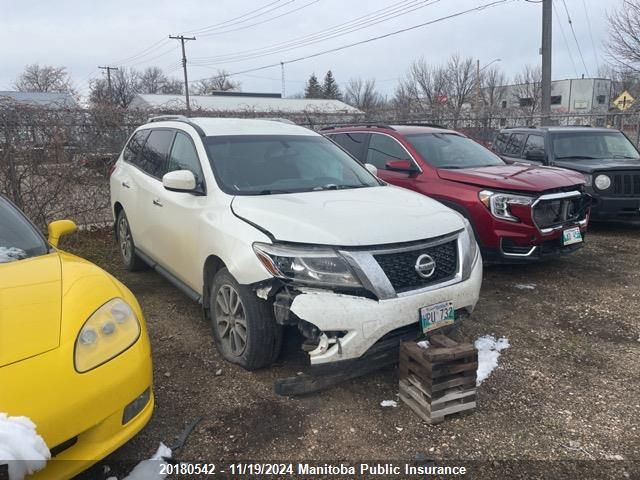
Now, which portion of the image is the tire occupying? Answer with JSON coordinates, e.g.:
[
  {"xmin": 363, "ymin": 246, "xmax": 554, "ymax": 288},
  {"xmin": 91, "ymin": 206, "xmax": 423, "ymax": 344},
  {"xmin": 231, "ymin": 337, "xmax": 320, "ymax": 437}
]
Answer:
[
  {"xmin": 115, "ymin": 209, "xmax": 148, "ymax": 272},
  {"xmin": 210, "ymin": 268, "xmax": 282, "ymax": 370}
]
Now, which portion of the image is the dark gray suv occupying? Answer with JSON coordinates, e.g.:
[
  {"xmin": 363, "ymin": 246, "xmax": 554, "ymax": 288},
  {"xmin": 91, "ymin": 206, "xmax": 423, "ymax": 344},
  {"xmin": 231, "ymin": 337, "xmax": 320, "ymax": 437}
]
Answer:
[{"xmin": 493, "ymin": 126, "xmax": 640, "ymax": 221}]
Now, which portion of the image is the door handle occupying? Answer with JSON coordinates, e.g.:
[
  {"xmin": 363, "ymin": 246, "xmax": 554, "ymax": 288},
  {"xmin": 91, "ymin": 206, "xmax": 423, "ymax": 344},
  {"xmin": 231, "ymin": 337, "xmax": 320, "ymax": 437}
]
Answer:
[
  {"xmin": 152, "ymin": 199, "xmax": 163, "ymax": 207},
  {"xmin": 121, "ymin": 181, "xmax": 130, "ymax": 188}
]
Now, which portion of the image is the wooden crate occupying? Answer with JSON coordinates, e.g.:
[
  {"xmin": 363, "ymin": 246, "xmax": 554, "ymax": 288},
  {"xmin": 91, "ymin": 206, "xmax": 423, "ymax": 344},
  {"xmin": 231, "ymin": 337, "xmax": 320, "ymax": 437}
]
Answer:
[{"xmin": 398, "ymin": 334, "xmax": 477, "ymax": 424}]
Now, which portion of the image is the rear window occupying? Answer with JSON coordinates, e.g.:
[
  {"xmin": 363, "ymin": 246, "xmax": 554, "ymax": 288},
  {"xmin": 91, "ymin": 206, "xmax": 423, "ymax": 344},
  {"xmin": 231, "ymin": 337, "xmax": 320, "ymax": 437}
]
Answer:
[
  {"xmin": 138, "ymin": 130, "xmax": 175, "ymax": 178},
  {"xmin": 123, "ymin": 130, "xmax": 149, "ymax": 166},
  {"xmin": 327, "ymin": 133, "xmax": 367, "ymax": 161},
  {"xmin": 504, "ymin": 133, "xmax": 525, "ymax": 156},
  {"xmin": 493, "ymin": 133, "xmax": 509, "ymax": 153}
]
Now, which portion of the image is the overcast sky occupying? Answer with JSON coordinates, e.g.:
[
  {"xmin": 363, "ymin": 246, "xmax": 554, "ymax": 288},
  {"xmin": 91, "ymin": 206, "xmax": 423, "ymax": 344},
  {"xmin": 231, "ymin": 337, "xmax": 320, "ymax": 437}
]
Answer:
[{"xmin": 0, "ymin": 0, "xmax": 616, "ymax": 99}]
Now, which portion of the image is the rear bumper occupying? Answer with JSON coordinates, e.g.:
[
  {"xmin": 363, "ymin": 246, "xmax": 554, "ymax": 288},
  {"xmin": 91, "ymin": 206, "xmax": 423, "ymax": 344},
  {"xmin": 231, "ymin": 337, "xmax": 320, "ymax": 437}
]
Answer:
[{"xmin": 590, "ymin": 196, "xmax": 640, "ymax": 220}]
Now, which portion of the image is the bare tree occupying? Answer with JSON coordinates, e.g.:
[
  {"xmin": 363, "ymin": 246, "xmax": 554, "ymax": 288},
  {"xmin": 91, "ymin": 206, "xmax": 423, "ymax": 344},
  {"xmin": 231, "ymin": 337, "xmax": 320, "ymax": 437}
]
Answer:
[
  {"xmin": 398, "ymin": 58, "xmax": 450, "ymax": 121},
  {"xmin": 14, "ymin": 64, "xmax": 75, "ymax": 94},
  {"xmin": 89, "ymin": 68, "xmax": 140, "ymax": 108},
  {"xmin": 481, "ymin": 65, "xmax": 507, "ymax": 114},
  {"xmin": 444, "ymin": 53, "xmax": 476, "ymax": 126},
  {"xmin": 193, "ymin": 70, "xmax": 241, "ymax": 95},
  {"xmin": 606, "ymin": 0, "xmax": 640, "ymax": 71},
  {"xmin": 138, "ymin": 67, "xmax": 169, "ymax": 94},
  {"xmin": 512, "ymin": 65, "xmax": 542, "ymax": 116},
  {"xmin": 344, "ymin": 78, "xmax": 385, "ymax": 117}
]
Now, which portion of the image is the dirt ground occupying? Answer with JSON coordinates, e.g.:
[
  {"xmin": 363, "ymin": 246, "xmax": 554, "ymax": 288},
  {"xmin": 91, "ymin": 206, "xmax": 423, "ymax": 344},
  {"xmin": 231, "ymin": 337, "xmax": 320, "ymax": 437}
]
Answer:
[{"xmin": 65, "ymin": 224, "xmax": 640, "ymax": 479}]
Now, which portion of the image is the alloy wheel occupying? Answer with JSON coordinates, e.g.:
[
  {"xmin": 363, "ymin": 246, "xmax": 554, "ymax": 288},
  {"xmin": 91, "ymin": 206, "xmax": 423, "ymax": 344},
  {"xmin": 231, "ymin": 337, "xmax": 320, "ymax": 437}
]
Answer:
[{"xmin": 215, "ymin": 284, "xmax": 248, "ymax": 356}]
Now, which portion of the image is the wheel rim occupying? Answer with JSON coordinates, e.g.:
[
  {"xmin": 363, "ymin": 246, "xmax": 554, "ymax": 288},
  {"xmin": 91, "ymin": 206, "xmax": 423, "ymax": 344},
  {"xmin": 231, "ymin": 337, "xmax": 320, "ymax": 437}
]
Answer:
[
  {"xmin": 118, "ymin": 215, "xmax": 132, "ymax": 263},
  {"xmin": 215, "ymin": 284, "xmax": 247, "ymax": 356}
]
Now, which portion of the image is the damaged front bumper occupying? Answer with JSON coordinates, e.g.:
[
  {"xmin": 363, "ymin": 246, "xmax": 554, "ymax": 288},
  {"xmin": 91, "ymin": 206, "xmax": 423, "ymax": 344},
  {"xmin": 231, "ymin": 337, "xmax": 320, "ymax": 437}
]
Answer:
[{"xmin": 264, "ymin": 251, "xmax": 482, "ymax": 365}]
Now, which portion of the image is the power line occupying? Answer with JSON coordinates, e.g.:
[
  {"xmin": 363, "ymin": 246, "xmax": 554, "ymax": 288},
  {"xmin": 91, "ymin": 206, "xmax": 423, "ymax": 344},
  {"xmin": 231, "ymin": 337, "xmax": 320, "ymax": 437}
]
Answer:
[
  {"xmin": 560, "ymin": 0, "xmax": 590, "ymax": 76},
  {"xmin": 581, "ymin": 0, "xmax": 600, "ymax": 70},
  {"xmin": 188, "ymin": 0, "xmax": 510, "ymax": 84},
  {"xmin": 552, "ymin": 0, "xmax": 578, "ymax": 77},
  {"xmin": 109, "ymin": 38, "xmax": 171, "ymax": 66},
  {"xmin": 191, "ymin": 0, "xmax": 439, "ymax": 65},
  {"xmin": 197, "ymin": 0, "xmax": 321, "ymax": 38},
  {"xmin": 181, "ymin": 0, "xmax": 285, "ymax": 35}
]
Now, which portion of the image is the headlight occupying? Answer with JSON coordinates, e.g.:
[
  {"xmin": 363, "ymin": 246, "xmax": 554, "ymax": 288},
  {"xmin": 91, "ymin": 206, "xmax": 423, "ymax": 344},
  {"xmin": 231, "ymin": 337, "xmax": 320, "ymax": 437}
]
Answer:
[
  {"xmin": 478, "ymin": 190, "xmax": 533, "ymax": 222},
  {"xmin": 583, "ymin": 174, "xmax": 592, "ymax": 187},
  {"xmin": 75, "ymin": 298, "xmax": 141, "ymax": 372},
  {"xmin": 253, "ymin": 242, "xmax": 362, "ymax": 288},
  {"xmin": 594, "ymin": 174, "xmax": 611, "ymax": 190},
  {"xmin": 459, "ymin": 218, "xmax": 479, "ymax": 280}
]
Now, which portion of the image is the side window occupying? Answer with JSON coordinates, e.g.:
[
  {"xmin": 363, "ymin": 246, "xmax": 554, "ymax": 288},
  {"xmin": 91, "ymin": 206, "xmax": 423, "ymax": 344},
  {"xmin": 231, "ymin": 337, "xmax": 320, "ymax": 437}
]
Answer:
[
  {"xmin": 366, "ymin": 134, "xmax": 409, "ymax": 169},
  {"xmin": 328, "ymin": 133, "xmax": 367, "ymax": 161},
  {"xmin": 123, "ymin": 130, "xmax": 150, "ymax": 167},
  {"xmin": 504, "ymin": 133, "xmax": 525, "ymax": 156},
  {"xmin": 523, "ymin": 135, "xmax": 545, "ymax": 157},
  {"xmin": 167, "ymin": 132, "xmax": 204, "ymax": 182},
  {"xmin": 493, "ymin": 133, "xmax": 509, "ymax": 153},
  {"xmin": 139, "ymin": 129, "xmax": 175, "ymax": 178}
]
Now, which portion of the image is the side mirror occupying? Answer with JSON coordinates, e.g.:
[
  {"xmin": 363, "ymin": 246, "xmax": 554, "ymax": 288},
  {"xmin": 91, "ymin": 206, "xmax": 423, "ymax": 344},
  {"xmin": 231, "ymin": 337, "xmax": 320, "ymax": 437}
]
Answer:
[
  {"xmin": 385, "ymin": 159, "xmax": 418, "ymax": 172},
  {"xmin": 525, "ymin": 149, "xmax": 546, "ymax": 162},
  {"xmin": 364, "ymin": 163, "xmax": 378, "ymax": 176},
  {"xmin": 48, "ymin": 220, "xmax": 77, "ymax": 248},
  {"xmin": 162, "ymin": 170, "xmax": 197, "ymax": 193}
]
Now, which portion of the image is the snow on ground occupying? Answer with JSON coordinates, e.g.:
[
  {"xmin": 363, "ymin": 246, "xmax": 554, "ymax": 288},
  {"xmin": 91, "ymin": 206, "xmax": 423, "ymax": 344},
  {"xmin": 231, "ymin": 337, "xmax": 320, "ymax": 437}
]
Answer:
[
  {"xmin": 107, "ymin": 443, "xmax": 172, "ymax": 480},
  {"xmin": 475, "ymin": 335, "xmax": 510, "ymax": 386},
  {"xmin": 0, "ymin": 247, "xmax": 27, "ymax": 264},
  {"xmin": 417, "ymin": 340, "xmax": 430, "ymax": 349},
  {"xmin": 0, "ymin": 413, "xmax": 50, "ymax": 480},
  {"xmin": 380, "ymin": 400, "xmax": 398, "ymax": 408},
  {"xmin": 514, "ymin": 283, "xmax": 536, "ymax": 290}
]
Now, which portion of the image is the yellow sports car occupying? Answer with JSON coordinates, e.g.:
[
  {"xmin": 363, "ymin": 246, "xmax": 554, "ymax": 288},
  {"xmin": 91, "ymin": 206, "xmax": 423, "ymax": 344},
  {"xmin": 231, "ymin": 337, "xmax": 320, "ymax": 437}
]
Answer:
[{"xmin": 0, "ymin": 195, "xmax": 154, "ymax": 479}]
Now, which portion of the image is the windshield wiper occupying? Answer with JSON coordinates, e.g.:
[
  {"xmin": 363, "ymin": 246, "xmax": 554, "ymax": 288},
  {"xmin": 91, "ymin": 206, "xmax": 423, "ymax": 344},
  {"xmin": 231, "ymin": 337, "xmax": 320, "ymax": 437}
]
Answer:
[
  {"xmin": 255, "ymin": 189, "xmax": 296, "ymax": 195},
  {"xmin": 313, "ymin": 184, "xmax": 369, "ymax": 191},
  {"xmin": 612, "ymin": 155, "xmax": 638, "ymax": 159},
  {"xmin": 437, "ymin": 165, "xmax": 467, "ymax": 169},
  {"xmin": 555, "ymin": 155, "xmax": 598, "ymax": 160}
]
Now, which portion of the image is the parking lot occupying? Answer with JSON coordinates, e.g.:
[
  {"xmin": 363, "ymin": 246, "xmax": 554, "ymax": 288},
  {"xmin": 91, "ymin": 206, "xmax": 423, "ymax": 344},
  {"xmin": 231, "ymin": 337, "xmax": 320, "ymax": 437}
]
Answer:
[{"xmin": 66, "ymin": 223, "xmax": 639, "ymax": 479}]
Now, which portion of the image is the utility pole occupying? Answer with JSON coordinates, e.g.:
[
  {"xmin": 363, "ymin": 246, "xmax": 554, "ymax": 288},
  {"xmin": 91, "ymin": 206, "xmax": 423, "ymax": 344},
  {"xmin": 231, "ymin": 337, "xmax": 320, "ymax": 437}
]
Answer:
[
  {"xmin": 98, "ymin": 66, "xmax": 118, "ymax": 104},
  {"xmin": 281, "ymin": 62, "xmax": 286, "ymax": 98},
  {"xmin": 540, "ymin": 0, "xmax": 552, "ymax": 125},
  {"xmin": 475, "ymin": 59, "xmax": 481, "ymax": 121},
  {"xmin": 169, "ymin": 35, "xmax": 196, "ymax": 114}
]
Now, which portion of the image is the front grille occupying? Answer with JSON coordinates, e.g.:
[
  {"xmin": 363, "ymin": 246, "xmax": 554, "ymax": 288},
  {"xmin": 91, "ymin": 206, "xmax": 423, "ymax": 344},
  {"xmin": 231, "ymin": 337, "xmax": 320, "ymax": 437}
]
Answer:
[
  {"xmin": 533, "ymin": 196, "xmax": 583, "ymax": 229},
  {"xmin": 373, "ymin": 239, "xmax": 458, "ymax": 293},
  {"xmin": 611, "ymin": 172, "xmax": 640, "ymax": 196}
]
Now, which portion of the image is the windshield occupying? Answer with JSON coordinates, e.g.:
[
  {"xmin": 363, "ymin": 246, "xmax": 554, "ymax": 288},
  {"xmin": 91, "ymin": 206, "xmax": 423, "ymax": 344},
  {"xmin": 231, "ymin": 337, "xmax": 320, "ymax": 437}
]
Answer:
[
  {"xmin": 405, "ymin": 133, "xmax": 505, "ymax": 169},
  {"xmin": 0, "ymin": 197, "xmax": 48, "ymax": 263},
  {"xmin": 552, "ymin": 131, "xmax": 640, "ymax": 160},
  {"xmin": 204, "ymin": 135, "xmax": 381, "ymax": 195}
]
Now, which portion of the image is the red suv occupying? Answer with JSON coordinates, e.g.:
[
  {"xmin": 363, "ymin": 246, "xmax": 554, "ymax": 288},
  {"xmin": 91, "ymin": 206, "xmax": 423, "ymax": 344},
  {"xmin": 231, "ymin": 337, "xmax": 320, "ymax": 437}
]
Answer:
[{"xmin": 323, "ymin": 124, "xmax": 590, "ymax": 263}]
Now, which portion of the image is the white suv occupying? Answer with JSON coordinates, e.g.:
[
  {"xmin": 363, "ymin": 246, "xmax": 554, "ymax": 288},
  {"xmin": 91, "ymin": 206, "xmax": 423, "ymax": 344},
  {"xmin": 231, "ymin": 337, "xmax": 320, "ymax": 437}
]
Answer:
[{"xmin": 110, "ymin": 116, "xmax": 482, "ymax": 370}]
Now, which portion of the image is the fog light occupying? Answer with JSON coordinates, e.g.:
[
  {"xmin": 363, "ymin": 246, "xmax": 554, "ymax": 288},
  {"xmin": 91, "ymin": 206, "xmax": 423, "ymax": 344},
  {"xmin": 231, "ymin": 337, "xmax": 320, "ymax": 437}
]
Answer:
[{"xmin": 122, "ymin": 388, "xmax": 151, "ymax": 424}]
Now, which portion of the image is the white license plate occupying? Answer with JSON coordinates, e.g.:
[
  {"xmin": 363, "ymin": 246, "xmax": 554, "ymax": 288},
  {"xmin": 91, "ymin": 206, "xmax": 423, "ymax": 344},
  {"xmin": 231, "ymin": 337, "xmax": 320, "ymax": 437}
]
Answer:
[
  {"xmin": 419, "ymin": 301, "xmax": 455, "ymax": 333},
  {"xmin": 562, "ymin": 227, "xmax": 583, "ymax": 246}
]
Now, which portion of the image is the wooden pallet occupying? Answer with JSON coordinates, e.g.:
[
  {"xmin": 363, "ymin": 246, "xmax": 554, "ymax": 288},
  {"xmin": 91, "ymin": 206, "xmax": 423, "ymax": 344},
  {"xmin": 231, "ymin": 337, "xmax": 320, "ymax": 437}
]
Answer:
[{"xmin": 398, "ymin": 334, "xmax": 477, "ymax": 424}]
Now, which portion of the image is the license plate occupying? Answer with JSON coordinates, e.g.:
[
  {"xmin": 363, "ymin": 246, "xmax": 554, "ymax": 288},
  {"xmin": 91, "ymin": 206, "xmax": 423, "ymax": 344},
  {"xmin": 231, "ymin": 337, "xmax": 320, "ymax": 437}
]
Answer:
[
  {"xmin": 419, "ymin": 301, "xmax": 455, "ymax": 333},
  {"xmin": 562, "ymin": 226, "xmax": 583, "ymax": 246}
]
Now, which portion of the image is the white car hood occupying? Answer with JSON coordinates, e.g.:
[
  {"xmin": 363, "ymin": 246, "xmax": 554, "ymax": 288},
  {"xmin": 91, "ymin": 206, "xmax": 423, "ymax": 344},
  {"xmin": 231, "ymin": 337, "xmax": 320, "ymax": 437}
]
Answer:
[{"xmin": 231, "ymin": 186, "xmax": 464, "ymax": 246}]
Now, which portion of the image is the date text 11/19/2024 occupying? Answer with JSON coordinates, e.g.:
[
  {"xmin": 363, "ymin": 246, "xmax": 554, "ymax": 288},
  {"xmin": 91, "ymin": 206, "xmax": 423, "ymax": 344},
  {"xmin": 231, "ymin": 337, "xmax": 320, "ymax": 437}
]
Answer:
[{"xmin": 159, "ymin": 462, "xmax": 468, "ymax": 476}]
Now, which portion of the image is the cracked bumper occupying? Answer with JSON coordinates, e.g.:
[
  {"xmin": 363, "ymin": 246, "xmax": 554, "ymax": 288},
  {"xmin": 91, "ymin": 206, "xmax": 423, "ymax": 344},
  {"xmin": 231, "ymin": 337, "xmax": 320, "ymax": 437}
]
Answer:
[{"xmin": 289, "ymin": 253, "xmax": 482, "ymax": 364}]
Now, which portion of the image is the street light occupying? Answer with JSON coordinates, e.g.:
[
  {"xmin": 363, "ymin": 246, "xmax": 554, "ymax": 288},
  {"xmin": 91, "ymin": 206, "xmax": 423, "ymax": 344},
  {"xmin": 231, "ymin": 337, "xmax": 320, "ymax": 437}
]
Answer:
[{"xmin": 476, "ymin": 58, "xmax": 502, "ymax": 114}]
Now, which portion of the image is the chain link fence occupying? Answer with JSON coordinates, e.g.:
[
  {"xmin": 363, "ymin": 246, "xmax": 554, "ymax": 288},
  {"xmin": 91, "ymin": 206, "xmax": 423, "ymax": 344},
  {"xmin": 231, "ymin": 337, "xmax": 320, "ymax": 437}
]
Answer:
[{"xmin": 2, "ymin": 101, "xmax": 637, "ymax": 228}]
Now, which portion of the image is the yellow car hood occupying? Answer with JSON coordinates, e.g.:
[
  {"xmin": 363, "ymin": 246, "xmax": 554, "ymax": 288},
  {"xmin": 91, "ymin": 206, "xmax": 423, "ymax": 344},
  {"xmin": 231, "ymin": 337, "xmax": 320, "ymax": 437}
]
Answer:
[{"xmin": 0, "ymin": 252, "xmax": 62, "ymax": 367}]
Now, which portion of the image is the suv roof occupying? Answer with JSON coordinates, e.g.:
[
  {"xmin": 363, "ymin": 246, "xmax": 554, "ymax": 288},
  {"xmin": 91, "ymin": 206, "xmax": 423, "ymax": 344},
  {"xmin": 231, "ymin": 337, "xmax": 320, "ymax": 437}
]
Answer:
[
  {"xmin": 501, "ymin": 126, "xmax": 615, "ymax": 134},
  {"xmin": 144, "ymin": 116, "xmax": 315, "ymax": 137},
  {"xmin": 323, "ymin": 124, "xmax": 461, "ymax": 136}
]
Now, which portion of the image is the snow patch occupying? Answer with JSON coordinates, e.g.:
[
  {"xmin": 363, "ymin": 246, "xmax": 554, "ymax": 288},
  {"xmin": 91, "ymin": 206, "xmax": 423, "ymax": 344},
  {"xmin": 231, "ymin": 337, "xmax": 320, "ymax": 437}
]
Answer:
[
  {"xmin": 514, "ymin": 283, "xmax": 536, "ymax": 290},
  {"xmin": 417, "ymin": 340, "xmax": 430, "ymax": 349},
  {"xmin": 380, "ymin": 400, "xmax": 398, "ymax": 408},
  {"xmin": 0, "ymin": 413, "xmax": 50, "ymax": 480},
  {"xmin": 475, "ymin": 335, "xmax": 510, "ymax": 386},
  {"xmin": 0, "ymin": 247, "xmax": 27, "ymax": 264},
  {"xmin": 107, "ymin": 442, "xmax": 172, "ymax": 480}
]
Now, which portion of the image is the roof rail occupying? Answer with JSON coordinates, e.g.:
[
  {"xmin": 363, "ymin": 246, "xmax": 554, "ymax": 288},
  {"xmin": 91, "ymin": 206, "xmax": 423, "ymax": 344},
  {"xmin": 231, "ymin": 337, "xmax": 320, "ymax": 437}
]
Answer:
[
  {"xmin": 146, "ymin": 115, "xmax": 205, "ymax": 137},
  {"xmin": 395, "ymin": 122, "xmax": 447, "ymax": 129},
  {"xmin": 320, "ymin": 123, "xmax": 395, "ymax": 131},
  {"xmin": 147, "ymin": 114, "xmax": 189, "ymax": 123},
  {"xmin": 262, "ymin": 117, "xmax": 297, "ymax": 125}
]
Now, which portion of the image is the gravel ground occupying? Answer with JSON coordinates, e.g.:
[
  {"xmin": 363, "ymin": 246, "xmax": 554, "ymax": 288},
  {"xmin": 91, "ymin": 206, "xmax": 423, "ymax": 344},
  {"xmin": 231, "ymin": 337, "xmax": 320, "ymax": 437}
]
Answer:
[{"xmin": 64, "ymin": 224, "xmax": 640, "ymax": 480}]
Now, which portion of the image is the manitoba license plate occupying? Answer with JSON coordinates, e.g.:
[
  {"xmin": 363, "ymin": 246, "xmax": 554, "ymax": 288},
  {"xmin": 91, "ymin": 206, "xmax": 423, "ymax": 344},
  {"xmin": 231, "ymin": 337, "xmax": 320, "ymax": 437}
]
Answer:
[
  {"xmin": 562, "ymin": 226, "xmax": 583, "ymax": 246},
  {"xmin": 419, "ymin": 301, "xmax": 455, "ymax": 333}
]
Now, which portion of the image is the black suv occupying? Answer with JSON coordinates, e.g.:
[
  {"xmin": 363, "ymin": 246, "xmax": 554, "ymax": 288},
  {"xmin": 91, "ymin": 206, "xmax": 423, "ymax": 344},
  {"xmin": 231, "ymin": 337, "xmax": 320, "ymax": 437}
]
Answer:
[{"xmin": 493, "ymin": 126, "xmax": 640, "ymax": 221}]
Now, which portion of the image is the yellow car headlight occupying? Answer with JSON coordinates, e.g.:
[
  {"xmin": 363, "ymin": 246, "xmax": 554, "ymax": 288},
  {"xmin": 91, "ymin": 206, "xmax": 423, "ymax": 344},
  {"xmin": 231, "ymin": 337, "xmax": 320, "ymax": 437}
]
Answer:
[{"xmin": 74, "ymin": 298, "xmax": 141, "ymax": 373}]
